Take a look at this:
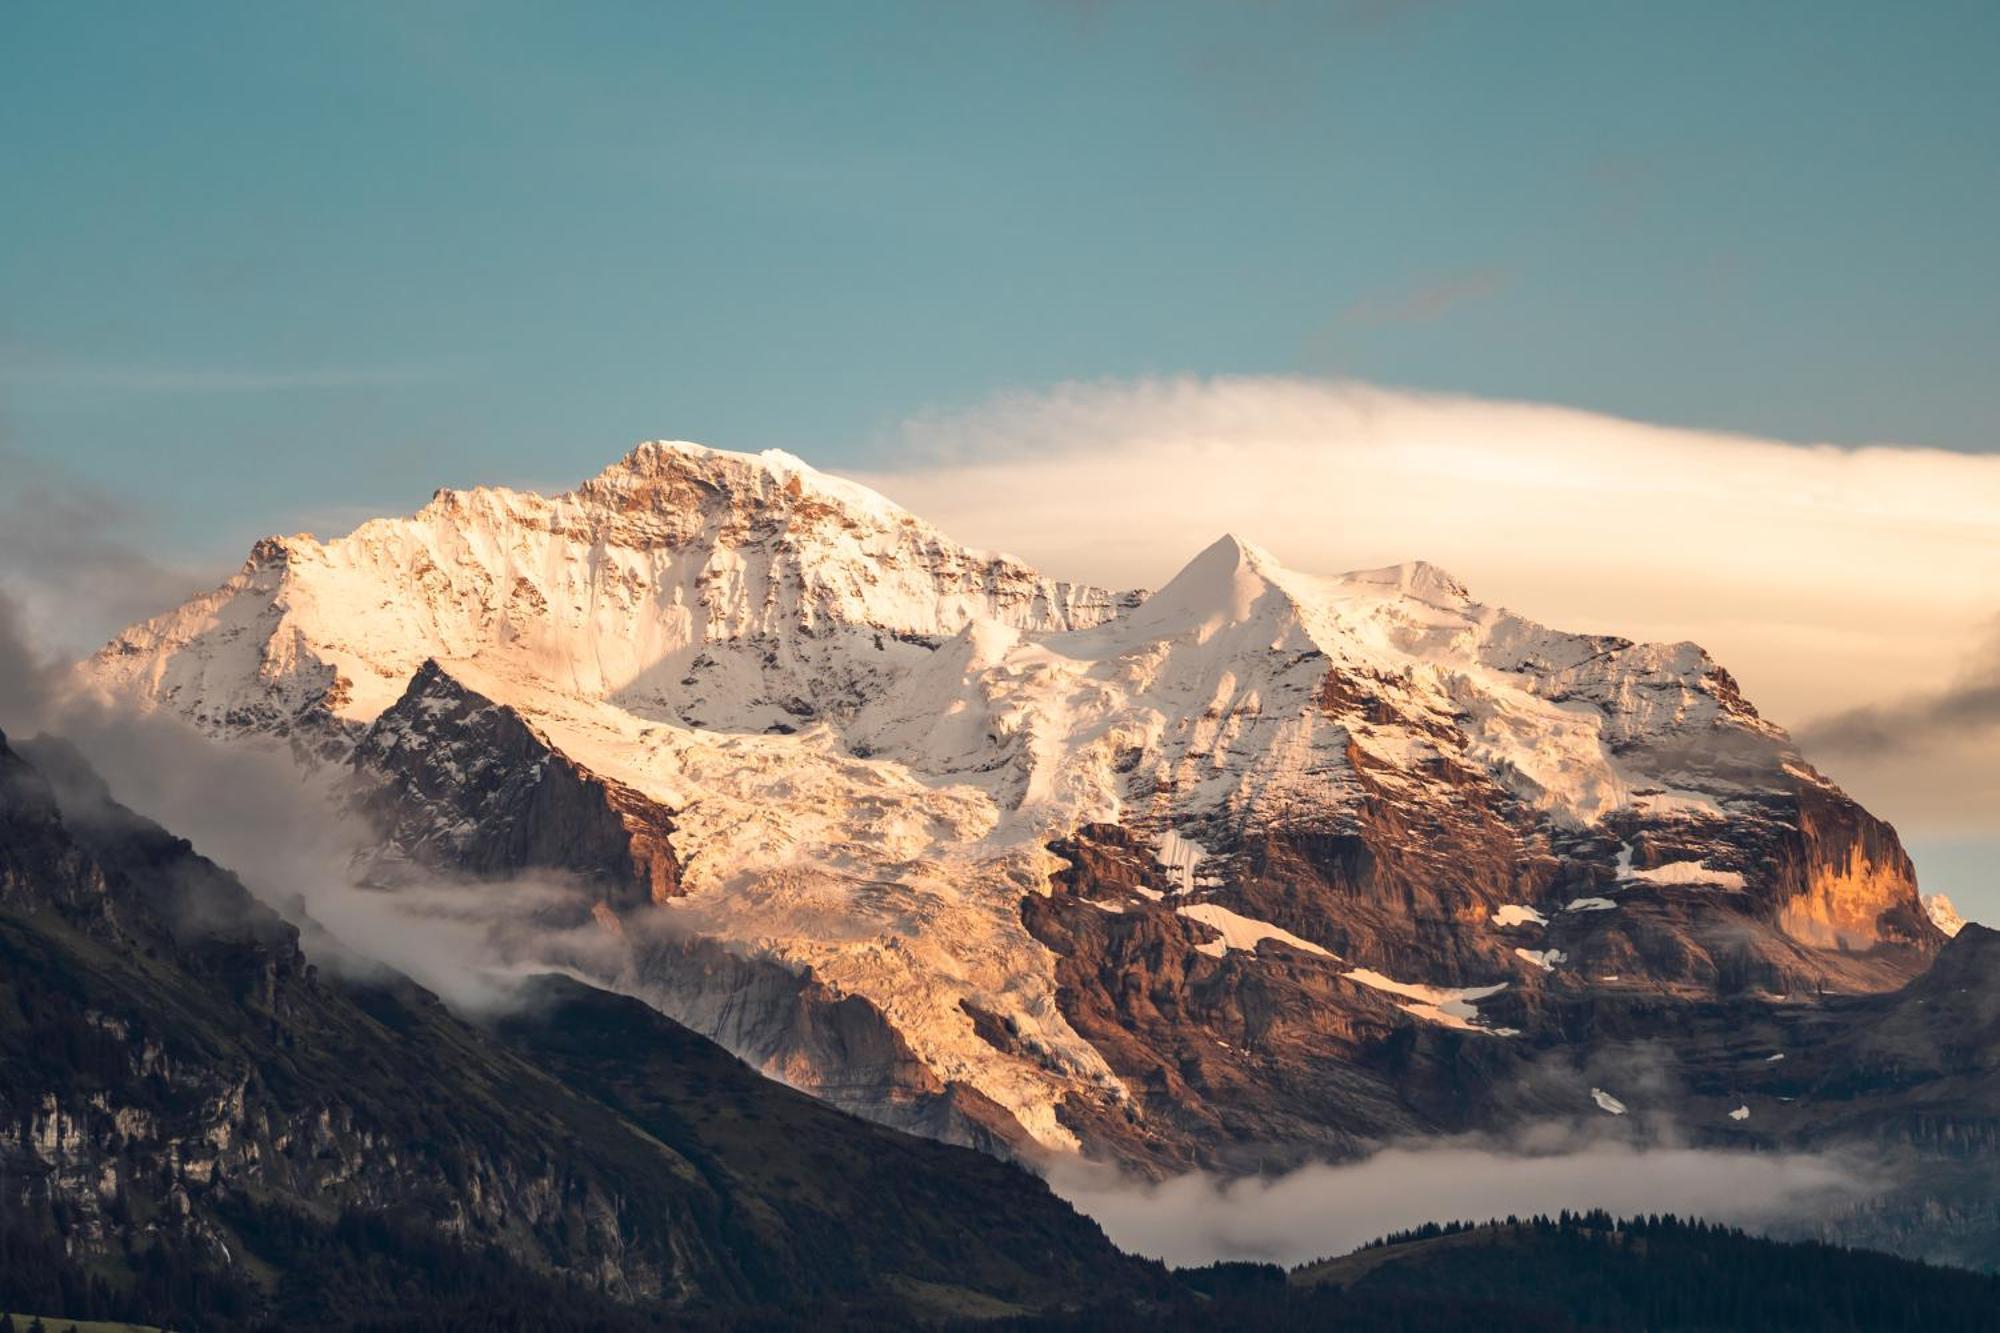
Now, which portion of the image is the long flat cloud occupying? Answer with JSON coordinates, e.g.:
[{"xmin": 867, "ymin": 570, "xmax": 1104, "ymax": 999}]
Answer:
[
  {"xmin": 855, "ymin": 376, "xmax": 2000, "ymax": 839},
  {"xmin": 1046, "ymin": 1141, "xmax": 1869, "ymax": 1269}
]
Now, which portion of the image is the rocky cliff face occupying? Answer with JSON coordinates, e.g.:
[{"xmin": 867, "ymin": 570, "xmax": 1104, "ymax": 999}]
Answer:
[
  {"xmin": 352, "ymin": 659, "xmax": 682, "ymax": 911},
  {"xmin": 71, "ymin": 441, "xmax": 1943, "ymax": 1176}
]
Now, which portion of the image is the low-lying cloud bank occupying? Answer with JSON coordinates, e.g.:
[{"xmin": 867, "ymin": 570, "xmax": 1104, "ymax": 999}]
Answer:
[{"xmin": 1047, "ymin": 1139, "xmax": 1872, "ymax": 1269}]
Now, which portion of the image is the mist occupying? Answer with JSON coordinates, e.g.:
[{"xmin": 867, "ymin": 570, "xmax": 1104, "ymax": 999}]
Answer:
[
  {"xmin": 1046, "ymin": 1136, "xmax": 1874, "ymax": 1268},
  {"xmin": 0, "ymin": 587, "xmax": 622, "ymax": 1015},
  {"xmin": 0, "ymin": 447, "xmax": 211, "ymax": 658},
  {"xmin": 1798, "ymin": 619, "xmax": 2000, "ymax": 758}
]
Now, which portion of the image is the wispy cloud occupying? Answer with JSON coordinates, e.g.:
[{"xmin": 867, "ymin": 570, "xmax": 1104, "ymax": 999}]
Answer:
[
  {"xmin": 1045, "ymin": 0, "xmax": 1455, "ymax": 121},
  {"xmin": 1799, "ymin": 622, "xmax": 2000, "ymax": 758},
  {"xmin": 1587, "ymin": 153, "xmax": 1660, "ymax": 228},
  {"xmin": 0, "ymin": 448, "xmax": 214, "ymax": 657},
  {"xmin": 0, "ymin": 360, "xmax": 447, "ymax": 394},
  {"xmin": 1794, "ymin": 624, "xmax": 2000, "ymax": 846},
  {"xmin": 1334, "ymin": 267, "xmax": 1510, "ymax": 329}
]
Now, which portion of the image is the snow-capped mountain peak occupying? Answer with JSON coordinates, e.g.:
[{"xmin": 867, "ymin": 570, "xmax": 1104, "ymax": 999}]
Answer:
[
  {"xmin": 76, "ymin": 439, "xmax": 1940, "ymax": 1164},
  {"xmin": 1120, "ymin": 532, "xmax": 1291, "ymax": 642},
  {"xmin": 567, "ymin": 438, "xmax": 924, "ymax": 538},
  {"xmin": 1337, "ymin": 558, "xmax": 1472, "ymax": 605},
  {"xmin": 1926, "ymin": 893, "xmax": 1968, "ymax": 937},
  {"xmin": 85, "ymin": 439, "xmax": 1133, "ymax": 737}
]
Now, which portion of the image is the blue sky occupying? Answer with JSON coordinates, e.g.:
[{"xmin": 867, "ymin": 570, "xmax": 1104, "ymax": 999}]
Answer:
[
  {"xmin": 5, "ymin": 0, "xmax": 1999, "ymax": 554},
  {"xmin": 3, "ymin": 1, "xmax": 1997, "ymax": 912}
]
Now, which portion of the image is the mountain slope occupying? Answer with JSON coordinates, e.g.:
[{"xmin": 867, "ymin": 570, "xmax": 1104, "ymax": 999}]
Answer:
[
  {"xmin": 73, "ymin": 441, "xmax": 1941, "ymax": 1171},
  {"xmin": 0, "ymin": 729, "xmax": 1157, "ymax": 1327}
]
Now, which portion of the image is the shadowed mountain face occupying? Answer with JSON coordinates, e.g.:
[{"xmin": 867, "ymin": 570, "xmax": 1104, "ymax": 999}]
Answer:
[
  {"xmin": 68, "ymin": 441, "xmax": 1989, "ymax": 1257},
  {"xmin": 0, "ymin": 730, "xmax": 1159, "ymax": 1328}
]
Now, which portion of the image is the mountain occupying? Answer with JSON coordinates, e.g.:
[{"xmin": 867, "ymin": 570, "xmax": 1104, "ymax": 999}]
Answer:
[
  {"xmin": 1926, "ymin": 892, "xmax": 1967, "ymax": 937},
  {"xmin": 75, "ymin": 442, "xmax": 1956, "ymax": 1181},
  {"xmin": 0, "ymin": 729, "xmax": 1161, "ymax": 1328}
]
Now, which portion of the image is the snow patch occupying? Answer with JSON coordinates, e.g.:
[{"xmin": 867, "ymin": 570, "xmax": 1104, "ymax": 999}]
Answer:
[
  {"xmin": 1177, "ymin": 902, "xmax": 1332, "ymax": 959},
  {"xmin": 1491, "ymin": 904, "xmax": 1549, "ymax": 928},
  {"xmin": 1591, "ymin": 1088, "xmax": 1628, "ymax": 1115},
  {"xmin": 1631, "ymin": 789, "xmax": 1725, "ymax": 819},
  {"xmin": 1514, "ymin": 948, "xmax": 1567, "ymax": 972},
  {"xmin": 1344, "ymin": 969, "xmax": 1509, "ymax": 1033},
  {"xmin": 1564, "ymin": 896, "xmax": 1618, "ymax": 912},
  {"xmin": 1625, "ymin": 859, "xmax": 1747, "ymax": 890}
]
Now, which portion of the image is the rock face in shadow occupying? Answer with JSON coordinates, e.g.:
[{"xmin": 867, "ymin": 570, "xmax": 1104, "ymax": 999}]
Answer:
[{"xmin": 353, "ymin": 659, "xmax": 682, "ymax": 910}]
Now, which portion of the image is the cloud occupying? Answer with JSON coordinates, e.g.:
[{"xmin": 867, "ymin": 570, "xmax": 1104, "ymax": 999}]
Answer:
[
  {"xmin": 0, "ymin": 594, "xmax": 58, "ymax": 739},
  {"xmin": 0, "ymin": 448, "xmax": 212, "ymax": 656},
  {"xmin": 0, "ymin": 589, "xmax": 617, "ymax": 1015},
  {"xmin": 1794, "ymin": 625, "xmax": 2000, "ymax": 884},
  {"xmin": 0, "ymin": 360, "xmax": 443, "ymax": 394},
  {"xmin": 856, "ymin": 376, "xmax": 2000, "ymax": 838},
  {"xmin": 1333, "ymin": 267, "xmax": 1508, "ymax": 329},
  {"xmin": 1798, "ymin": 619, "xmax": 2000, "ymax": 757},
  {"xmin": 1047, "ymin": 1136, "xmax": 1872, "ymax": 1268},
  {"xmin": 1042, "ymin": 0, "xmax": 1452, "ymax": 121},
  {"xmin": 1587, "ymin": 153, "xmax": 1661, "ymax": 227}
]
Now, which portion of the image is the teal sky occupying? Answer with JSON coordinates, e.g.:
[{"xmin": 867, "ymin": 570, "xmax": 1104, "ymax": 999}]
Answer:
[
  {"xmin": 4, "ymin": 1, "xmax": 1997, "ymax": 915},
  {"xmin": 5, "ymin": 0, "xmax": 1999, "ymax": 555}
]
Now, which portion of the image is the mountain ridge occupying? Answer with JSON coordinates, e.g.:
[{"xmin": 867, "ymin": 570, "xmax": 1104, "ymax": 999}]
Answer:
[
  {"xmin": 70, "ymin": 440, "xmax": 1945, "ymax": 1173},
  {"xmin": 0, "ymin": 726, "xmax": 1163, "ymax": 1326}
]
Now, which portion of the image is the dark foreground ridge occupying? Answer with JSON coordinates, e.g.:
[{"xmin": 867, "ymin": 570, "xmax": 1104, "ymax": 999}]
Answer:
[
  {"xmin": 990, "ymin": 1211, "xmax": 2000, "ymax": 1333},
  {"xmin": 0, "ymin": 728, "xmax": 1163, "ymax": 1329}
]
